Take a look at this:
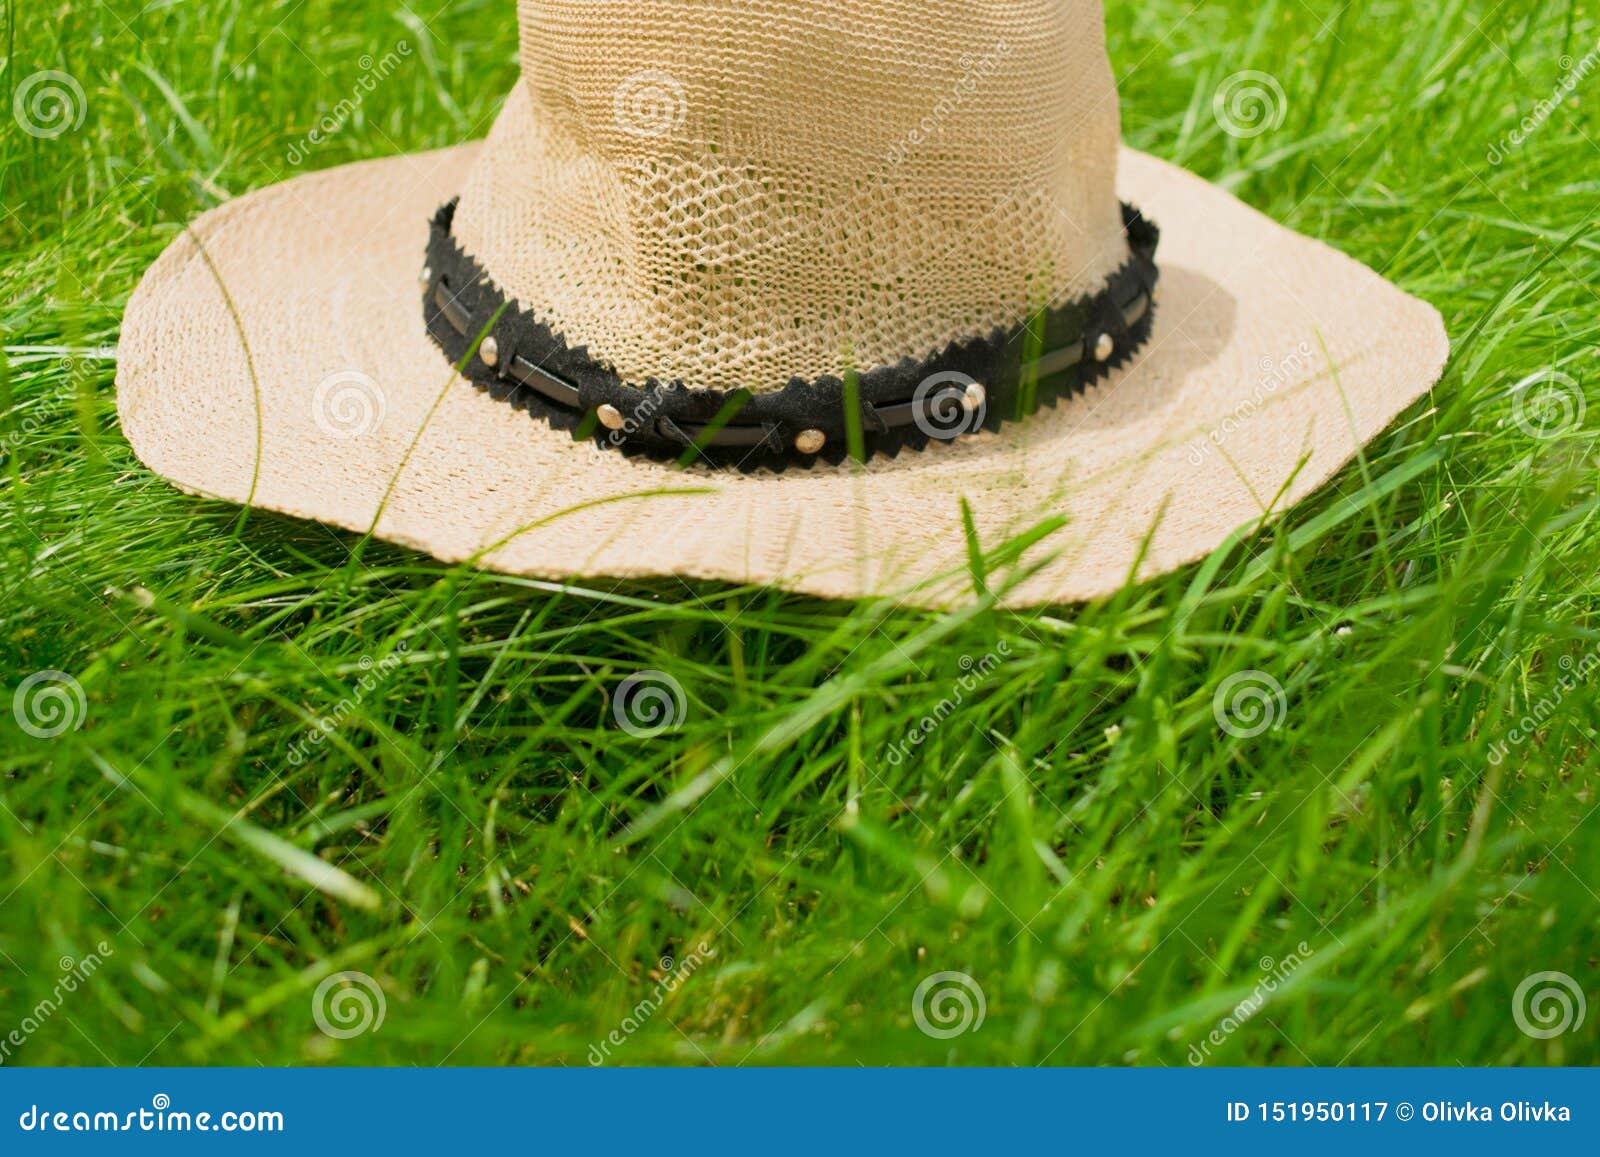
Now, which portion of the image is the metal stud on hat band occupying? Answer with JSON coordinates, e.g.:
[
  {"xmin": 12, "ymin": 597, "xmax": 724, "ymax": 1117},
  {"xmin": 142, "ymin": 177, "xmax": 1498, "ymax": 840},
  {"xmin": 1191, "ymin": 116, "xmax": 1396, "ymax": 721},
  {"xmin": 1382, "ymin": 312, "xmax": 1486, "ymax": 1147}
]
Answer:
[{"xmin": 794, "ymin": 429, "xmax": 827, "ymax": 455}]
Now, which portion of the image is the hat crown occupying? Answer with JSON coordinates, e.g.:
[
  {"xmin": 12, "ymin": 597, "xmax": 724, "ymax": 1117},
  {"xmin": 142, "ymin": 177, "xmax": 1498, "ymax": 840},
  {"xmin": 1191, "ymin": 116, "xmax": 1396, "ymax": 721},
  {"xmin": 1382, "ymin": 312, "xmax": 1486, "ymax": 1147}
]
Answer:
[
  {"xmin": 516, "ymin": 0, "xmax": 1109, "ymax": 162},
  {"xmin": 453, "ymin": 0, "xmax": 1129, "ymax": 391}
]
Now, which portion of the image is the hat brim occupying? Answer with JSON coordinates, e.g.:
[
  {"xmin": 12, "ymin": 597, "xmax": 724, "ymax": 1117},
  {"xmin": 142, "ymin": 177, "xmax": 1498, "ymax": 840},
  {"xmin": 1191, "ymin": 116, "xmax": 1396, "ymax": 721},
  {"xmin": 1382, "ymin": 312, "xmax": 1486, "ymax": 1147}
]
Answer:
[{"xmin": 117, "ymin": 143, "xmax": 1448, "ymax": 607}]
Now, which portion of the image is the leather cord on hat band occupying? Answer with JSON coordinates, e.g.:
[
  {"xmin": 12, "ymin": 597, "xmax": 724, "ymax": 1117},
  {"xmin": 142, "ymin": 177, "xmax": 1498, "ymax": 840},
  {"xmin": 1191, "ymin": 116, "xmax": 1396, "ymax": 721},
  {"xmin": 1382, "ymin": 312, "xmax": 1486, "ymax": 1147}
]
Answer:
[{"xmin": 421, "ymin": 198, "xmax": 1159, "ymax": 472}]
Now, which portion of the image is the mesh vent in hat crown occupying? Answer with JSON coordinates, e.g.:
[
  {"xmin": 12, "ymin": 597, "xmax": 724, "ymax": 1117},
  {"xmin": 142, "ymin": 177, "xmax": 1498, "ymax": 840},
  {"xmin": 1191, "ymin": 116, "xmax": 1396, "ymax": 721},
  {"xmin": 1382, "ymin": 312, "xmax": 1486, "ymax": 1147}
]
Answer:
[{"xmin": 450, "ymin": 0, "xmax": 1131, "ymax": 393}]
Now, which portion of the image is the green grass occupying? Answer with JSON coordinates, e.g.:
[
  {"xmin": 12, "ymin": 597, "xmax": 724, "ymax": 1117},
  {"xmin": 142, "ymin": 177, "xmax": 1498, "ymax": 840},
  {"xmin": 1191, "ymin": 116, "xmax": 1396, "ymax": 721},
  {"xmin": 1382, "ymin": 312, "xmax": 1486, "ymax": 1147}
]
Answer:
[{"xmin": 2, "ymin": 0, "xmax": 1599, "ymax": 1066}]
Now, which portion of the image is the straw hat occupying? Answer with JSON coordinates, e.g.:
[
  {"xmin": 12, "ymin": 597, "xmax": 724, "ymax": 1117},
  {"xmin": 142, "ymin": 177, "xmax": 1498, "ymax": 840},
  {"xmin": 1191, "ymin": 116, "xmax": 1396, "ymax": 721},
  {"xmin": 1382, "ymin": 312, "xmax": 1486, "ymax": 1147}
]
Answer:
[{"xmin": 117, "ymin": 0, "xmax": 1449, "ymax": 607}]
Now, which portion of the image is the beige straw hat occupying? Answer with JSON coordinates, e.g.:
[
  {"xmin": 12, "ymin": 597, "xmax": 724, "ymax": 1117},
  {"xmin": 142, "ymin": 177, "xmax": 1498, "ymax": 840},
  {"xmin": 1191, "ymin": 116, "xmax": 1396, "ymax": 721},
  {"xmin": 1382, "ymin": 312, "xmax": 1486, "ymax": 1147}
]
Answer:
[{"xmin": 118, "ymin": 0, "xmax": 1449, "ymax": 607}]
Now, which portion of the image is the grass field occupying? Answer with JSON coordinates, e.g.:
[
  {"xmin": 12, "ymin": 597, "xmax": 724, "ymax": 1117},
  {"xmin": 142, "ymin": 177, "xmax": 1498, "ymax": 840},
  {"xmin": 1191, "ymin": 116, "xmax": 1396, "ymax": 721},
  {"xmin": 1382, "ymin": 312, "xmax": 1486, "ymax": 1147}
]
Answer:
[{"xmin": 2, "ymin": 0, "xmax": 1599, "ymax": 1066}]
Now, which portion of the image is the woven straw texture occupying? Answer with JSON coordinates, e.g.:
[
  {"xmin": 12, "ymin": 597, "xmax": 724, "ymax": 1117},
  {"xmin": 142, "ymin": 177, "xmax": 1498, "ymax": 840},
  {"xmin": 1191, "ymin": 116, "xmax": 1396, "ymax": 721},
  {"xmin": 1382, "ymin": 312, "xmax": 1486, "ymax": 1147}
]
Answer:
[
  {"xmin": 116, "ymin": 142, "xmax": 1449, "ymax": 607},
  {"xmin": 451, "ymin": 0, "xmax": 1129, "ymax": 393}
]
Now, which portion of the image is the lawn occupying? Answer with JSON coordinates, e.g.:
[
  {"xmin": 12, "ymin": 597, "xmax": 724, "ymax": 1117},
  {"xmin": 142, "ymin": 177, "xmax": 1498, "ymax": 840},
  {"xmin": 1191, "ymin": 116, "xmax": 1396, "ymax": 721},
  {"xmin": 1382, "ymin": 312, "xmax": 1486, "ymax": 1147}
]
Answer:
[{"xmin": 1, "ymin": 0, "xmax": 1598, "ymax": 1066}]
